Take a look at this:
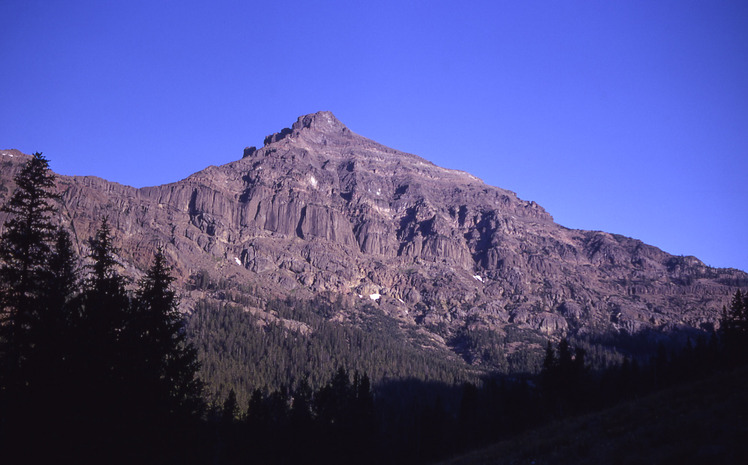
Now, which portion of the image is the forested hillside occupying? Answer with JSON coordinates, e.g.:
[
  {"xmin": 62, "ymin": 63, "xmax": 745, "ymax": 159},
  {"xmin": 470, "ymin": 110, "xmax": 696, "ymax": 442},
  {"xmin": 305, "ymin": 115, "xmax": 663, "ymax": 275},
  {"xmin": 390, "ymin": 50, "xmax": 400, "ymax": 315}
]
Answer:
[{"xmin": 186, "ymin": 294, "xmax": 477, "ymax": 405}]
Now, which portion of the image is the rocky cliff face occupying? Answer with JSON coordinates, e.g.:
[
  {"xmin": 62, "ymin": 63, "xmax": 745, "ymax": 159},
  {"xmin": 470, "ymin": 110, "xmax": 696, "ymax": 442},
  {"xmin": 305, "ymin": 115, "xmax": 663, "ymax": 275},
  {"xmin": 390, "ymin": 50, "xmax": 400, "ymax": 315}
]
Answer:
[{"xmin": 2, "ymin": 114, "xmax": 746, "ymax": 365}]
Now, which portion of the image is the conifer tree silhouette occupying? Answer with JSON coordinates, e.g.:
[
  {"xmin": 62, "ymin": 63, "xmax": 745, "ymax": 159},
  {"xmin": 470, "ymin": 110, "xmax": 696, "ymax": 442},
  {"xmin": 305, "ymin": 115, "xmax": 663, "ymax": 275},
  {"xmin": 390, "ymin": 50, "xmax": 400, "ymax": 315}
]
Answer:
[
  {"xmin": 0, "ymin": 152, "xmax": 59, "ymax": 391},
  {"xmin": 133, "ymin": 248, "xmax": 204, "ymax": 420}
]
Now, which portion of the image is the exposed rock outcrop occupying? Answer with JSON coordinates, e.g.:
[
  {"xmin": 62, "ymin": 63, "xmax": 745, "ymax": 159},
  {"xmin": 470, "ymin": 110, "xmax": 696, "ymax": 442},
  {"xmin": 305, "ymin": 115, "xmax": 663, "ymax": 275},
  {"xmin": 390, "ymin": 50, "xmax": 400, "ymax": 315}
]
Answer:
[{"xmin": 2, "ymin": 115, "xmax": 746, "ymax": 366}]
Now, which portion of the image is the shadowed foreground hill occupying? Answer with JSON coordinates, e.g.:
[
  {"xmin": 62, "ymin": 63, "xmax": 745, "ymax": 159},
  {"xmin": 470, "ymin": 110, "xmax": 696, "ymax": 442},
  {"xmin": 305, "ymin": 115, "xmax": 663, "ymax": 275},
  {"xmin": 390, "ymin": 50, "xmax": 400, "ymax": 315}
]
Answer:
[{"xmin": 437, "ymin": 366, "xmax": 748, "ymax": 465}]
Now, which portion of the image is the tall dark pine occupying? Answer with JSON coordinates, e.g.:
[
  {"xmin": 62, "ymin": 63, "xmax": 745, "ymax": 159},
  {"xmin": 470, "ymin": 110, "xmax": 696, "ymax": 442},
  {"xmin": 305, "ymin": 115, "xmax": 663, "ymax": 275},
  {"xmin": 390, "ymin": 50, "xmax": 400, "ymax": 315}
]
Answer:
[
  {"xmin": 81, "ymin": 218, "xmax": 130, "ymax": 371},
  {"xmin": 133, "ymin": 247, "xmax": 204, "ymax": 419},
  {"xmin": 0, "ymin": 152, "xmax": 59, "ymax": 376},
  {"xmin": 28, "ymin": 228, "xmax": 84, "ymax": 464},
  {"xmin": 45, "ymin": 229, "xmax": 79, "ymax": 312},
  {"xmin": 76, "ymin": 217, "xmax": 132, "ymax": 457},
  {"xmin": 721, "ymin": 290, "xmax": 748, "ymax": 362},
  {"xmin": 34, "ymin": 229, "xmax": 80, "ymax": 393},
  {"xmin": 541, "ymin": 340, "xmax": 557, "ymax": 390},
  {"xmin": 0, "ymin": 152, "xmax": 66, "ymax": 463}
]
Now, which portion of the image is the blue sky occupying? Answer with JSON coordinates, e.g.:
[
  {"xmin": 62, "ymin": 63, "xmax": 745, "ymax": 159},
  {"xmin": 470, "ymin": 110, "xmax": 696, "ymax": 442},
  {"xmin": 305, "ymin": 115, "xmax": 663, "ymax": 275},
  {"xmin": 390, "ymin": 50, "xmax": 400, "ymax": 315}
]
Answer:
[{"xmin": 1, "ymin": 0, "xmax": 747, "ymax": 272}]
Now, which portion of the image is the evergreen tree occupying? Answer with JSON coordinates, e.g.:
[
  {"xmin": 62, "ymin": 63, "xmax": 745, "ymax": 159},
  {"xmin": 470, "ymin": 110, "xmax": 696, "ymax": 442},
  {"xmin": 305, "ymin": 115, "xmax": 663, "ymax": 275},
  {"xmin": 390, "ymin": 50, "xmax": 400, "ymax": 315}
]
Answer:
[
  {"xmin": 222, "ymin": 389, "xmax": 239, "ymax": 423},
  {"xmin": 133, "ymin": 247, "xmax": 203, "ymax": 418},
  {"xmin": 45, "ymin": 229, "xmax": 80, "ymax": 311},
  {"xmin": 721, "ymin": 290, "xmax": 748, "ymax": 362},
  {"xmin": 66, "ymin": 217, "xmax": 134, "ymax": 463},
  {"xmin": 33, "ymin": 229, "xmax": 80, "ymax": 394},
  {"xmin": 541, "ymin": 340, "xmax": 557, "ymax": 393},
  {"xmin": 573, "ymin": 346, "xmax": 587, "ymax": 376},
  {"xmin": 0, "ymin": 152, "xmax": 59, "ymax": 383},
  {"xmin": 30, "ymin": 228, "xmax": 83, "ymax": 463},
  {"xmin": 288, "ymin": 378, "xmax": 315, "ymax": 464},
  {"xmin": 558, "ymin": 338, "xmax": 573, "ymax": 374},
  {"xmin": 246, "ymin": 388, "xmax": 270, "ymax": 432},
  {"xmin": 80, "ymin": 218, "xmax": 130, "ymax": 384},
  {"xmin": 0, "ymin": 155, "xmax": 107, "ymax": 463},
  {"xmin": 542, "ymin": 340, "xmax": 557, "ymax": 372},
  {"xmin": 0, "ymin": 153, "xmax": 64, "ymax": 464}
]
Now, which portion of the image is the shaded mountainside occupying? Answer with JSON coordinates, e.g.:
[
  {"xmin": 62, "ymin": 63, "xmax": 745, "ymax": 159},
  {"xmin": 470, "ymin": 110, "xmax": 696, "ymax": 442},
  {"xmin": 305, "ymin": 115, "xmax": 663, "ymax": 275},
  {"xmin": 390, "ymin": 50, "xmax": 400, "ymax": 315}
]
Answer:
[{"xmin": 2, "ymin": 113, "xmax": 747, "ymax": 376}]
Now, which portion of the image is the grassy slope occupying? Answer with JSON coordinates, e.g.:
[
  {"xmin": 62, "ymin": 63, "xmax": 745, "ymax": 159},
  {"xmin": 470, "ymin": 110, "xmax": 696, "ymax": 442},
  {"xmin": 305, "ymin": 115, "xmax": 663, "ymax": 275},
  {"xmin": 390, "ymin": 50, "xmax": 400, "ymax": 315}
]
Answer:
[{"xmin": 437, "ymin": 366, "xmax": 748, "ymax": 465}]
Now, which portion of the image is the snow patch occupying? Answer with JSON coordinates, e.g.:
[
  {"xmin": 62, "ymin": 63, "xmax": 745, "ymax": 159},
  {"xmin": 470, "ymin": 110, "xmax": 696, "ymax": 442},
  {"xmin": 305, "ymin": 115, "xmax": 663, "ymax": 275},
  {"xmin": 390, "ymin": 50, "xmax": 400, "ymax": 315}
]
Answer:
[
  {"xmin": 473, "ymin": 275, "xmax": 484, "ymax": 283},
  {"xmin": 376, "ymin": 188, "xmax": 381, "ymax": 196},
  {"xmin": 397, "ymin": 298, "xmax": 405, "ymax": 304},
  {"xmin": 309, "ymin": 176, "xmax": 318, "ymax": 188},
  {"xmin": 369, "ymin": 293, "xmax": 381, "ymax": 301},
  {"xmin": 234, "ymin": 257, "xmax": 242, "ymax": 266}
]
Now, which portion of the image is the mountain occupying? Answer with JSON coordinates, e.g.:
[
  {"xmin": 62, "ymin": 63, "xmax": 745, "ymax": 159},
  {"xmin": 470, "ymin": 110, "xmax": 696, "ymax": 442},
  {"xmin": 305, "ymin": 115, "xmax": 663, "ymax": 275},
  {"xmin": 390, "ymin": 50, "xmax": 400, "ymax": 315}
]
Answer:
[{"xmin": 1, "ymin": 112, "xmax": 746, "ymax": 372}]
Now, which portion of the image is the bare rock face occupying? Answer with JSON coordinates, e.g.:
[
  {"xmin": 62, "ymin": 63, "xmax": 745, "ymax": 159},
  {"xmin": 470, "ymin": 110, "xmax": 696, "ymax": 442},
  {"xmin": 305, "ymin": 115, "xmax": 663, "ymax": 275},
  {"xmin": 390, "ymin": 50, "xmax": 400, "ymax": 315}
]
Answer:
[{"xmin": 2, "ymin": 114, "xmax": 747, "ymax": 366}]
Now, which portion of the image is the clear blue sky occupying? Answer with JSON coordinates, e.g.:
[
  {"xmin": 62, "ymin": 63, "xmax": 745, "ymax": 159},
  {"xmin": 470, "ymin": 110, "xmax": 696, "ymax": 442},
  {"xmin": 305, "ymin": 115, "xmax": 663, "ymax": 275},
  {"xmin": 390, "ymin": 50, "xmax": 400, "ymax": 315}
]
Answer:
[{"xmin": 1, "ymin": 0, "xmax": 746, "ymax": 272}]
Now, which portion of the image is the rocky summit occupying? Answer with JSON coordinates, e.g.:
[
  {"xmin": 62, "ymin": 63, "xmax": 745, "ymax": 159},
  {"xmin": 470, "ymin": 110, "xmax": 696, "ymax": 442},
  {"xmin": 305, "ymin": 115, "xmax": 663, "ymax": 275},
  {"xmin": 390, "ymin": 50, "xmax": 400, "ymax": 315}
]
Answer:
[{"xmin": 2, "ymin": 112, "xmax": 746, "ymax": 366}]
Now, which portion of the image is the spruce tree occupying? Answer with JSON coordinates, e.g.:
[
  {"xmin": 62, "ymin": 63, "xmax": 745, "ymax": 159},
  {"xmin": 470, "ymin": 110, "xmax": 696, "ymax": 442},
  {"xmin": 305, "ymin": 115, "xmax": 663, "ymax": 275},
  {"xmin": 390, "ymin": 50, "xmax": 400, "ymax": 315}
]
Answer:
[
  {"xmin": 81, "ymin": 218, "xmax": 130, "ymax": 366},
  {"xmin": 222, "ymin": 389, "xmax": 239, "ymax": 423},
  {"xmin": 77, "ymin": 217, "xmax": 132, "ymax": 443},
  {"xmin": 134, "ymin": 247, "xmax": 203, "ymax": 418},
  {"xmin": 0, "ymin": 152, "xmax": 64, "ymax": 463},
  {"xmin": 541, "ymin": 340, "xmax": 557, "ymax": 392},
  {"xmin": 45, "ymin": 229, "xmax": 79, "ymax": 314},
  {"xmin": 31, "ymin": 228, "xmax": 82, "ymax": 463},
  {"xmin": 130, "ymin": 248, "xmax": 203, "ymax": 460},
  {"xmin": 0, "ymin": 152, "xmax": 59, "ymax": 380},
  {"xmin": 33, "ymin": 229, "xmax": 80, "ymax": 395},
  {"xmin": 721, "ymin": 290, "xmax": 748, "ymax": 362}
]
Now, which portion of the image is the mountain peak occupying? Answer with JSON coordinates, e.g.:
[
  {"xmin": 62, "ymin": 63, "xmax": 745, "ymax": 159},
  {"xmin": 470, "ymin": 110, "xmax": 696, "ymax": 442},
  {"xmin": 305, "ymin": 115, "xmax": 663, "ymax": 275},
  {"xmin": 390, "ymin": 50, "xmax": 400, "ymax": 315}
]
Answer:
[
  {"xmin": 292, "ymin": 111, "xmax": 347, "ymax": 134},
  {"xmin": 263, "ymin": 111, "xmax": 350, "ymax": 146}
]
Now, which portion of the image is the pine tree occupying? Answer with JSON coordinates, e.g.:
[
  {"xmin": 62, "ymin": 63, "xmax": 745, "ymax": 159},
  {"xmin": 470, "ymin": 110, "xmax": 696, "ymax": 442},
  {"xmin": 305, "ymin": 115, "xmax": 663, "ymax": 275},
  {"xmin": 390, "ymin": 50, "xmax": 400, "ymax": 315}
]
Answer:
[
  {"xmin": 0, "ymin": 152, "xmax": 59, "ymax": 379},
  {"xmin": 222, "ymin": 389, "xmax": 239, "ymax": 423},
  {"xmin": 721, "ymin": 290, "xmax": 748, "ymax": 362},
  {"xmin": 134, "ymin": 247, "xmax": 203, "ymax": 418},
  {"xmin": 45, "ymin": 229, "xmax": 79, "ymax": 313},
  {"xmin": 83, "ymin": 218, "xmax": 129, "ymax": 322},
  {"xmin": 33, "ymin": 229, "xmax": 80, "ymax": 393},
  {"xmin": 75, "ymin": 217, "xmax": 132, "ymax": 451},
  {"xmin": 0, "ymin": 152, "xmax": 64, "ymax": 463},
  {"xmin": 541, "ymin": 340, "xmax": 557, "ymax": 392},
  {"xmin": 30, "ymin": 228, "xmax": 82, "ymax": 463},
  {"xmin": 543, "ymin": 340, "xmax": 557, "ymax": 372},
  {"xmin": 81, "ymin": 218, "xmax": 130, "ymax": 374}
]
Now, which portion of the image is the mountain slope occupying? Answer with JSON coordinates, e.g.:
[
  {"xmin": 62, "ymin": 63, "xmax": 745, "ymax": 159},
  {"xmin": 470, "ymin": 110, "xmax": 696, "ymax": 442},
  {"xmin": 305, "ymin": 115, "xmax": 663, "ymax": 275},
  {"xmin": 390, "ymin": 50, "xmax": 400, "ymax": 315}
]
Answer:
[
  {"xmin": 1, "ymin": 113, "xmax": 746, "ymax": 369},
  {"xmin": 438, "ymin": 366, "xmax": 748, "ymax": 465}
]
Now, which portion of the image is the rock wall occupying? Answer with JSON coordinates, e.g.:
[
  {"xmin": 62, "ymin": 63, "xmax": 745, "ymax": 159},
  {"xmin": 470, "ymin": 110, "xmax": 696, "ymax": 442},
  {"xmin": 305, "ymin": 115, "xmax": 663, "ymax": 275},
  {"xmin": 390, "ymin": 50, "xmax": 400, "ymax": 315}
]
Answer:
[{"xmin": 2, "ymin": 114, "xmax": 747, "ymax": 366}]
